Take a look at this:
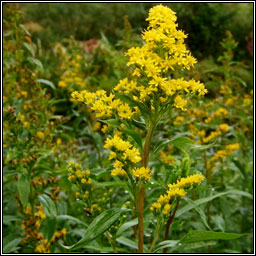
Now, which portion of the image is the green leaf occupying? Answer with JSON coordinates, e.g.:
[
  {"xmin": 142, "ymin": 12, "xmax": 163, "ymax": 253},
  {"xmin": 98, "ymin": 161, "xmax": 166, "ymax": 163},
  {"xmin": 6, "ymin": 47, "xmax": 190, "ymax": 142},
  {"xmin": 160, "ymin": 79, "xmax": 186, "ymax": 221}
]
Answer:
[
  {"xmin": 57, "ymin": 215, "xmax": 88, "ymax": 227},
  {"xmin": 116, "ymin": 236, "xmax": 138, "ymax": 249},
  {"xmin": 46, "ymin": 216, "xmax": 56, "ymax": 240},
  {"xmin": 3, "ymin": 236, "xmax": 23, "ymax": 253},
  {"xmin": 27, "ymin": 57, "xmax": 44, "ymax": 72},
  {"xmin": 233, "ymin": 76, "xmax": 247, "ymax": 87},
  {"xmin": 131, "ymin": 118, "xmax": 146, "ymax": 131},
  {"xmin": 123, "ymin": 129, "xmax": 142, "ymax": 149},
  {"xmin": 116, "ymin": 218, "xmax": 138, "ymax": 237},
  {"xmin": 183, "ymin": 197, "xmax": 211, "ymax": 230},
  {"xmin": 3, "ymin": 215, "xmax": 23, "ymax": 225},
  {"xmin": 179, "ymin": 230, "xmax": 246, "ymax": 244},
  {"xmin": 116, "ymin": 236, "xmax": 147, "ymax": 251},
  {"xmin": 38, "ymin": 194, "xmax": 57, "ymax": 217},
  {"xmin": 169, "ymin": 241, "xmax": 216, "ymax": 253},
  {"xmin": 100, "ymin": 119, "xmax": 120, "ymax": 128},
  {"xmin": 94, "ymin": 181, "xmax": 126, "ymax": 187},
  {"xmin": 176, "ymin": 190, "xmax": 252, "ymax": 218},
  {"xmin": 152, "ymin": 240, "xmax": 179, "ymax": 252},
  {"xmin": 62, "ymin": 208, "xmax": 130, "ymax": 251},
  {"xmin": 17, "ymin": 174, "xmax": 30, "ymax": 209},
  {"xmin": 23, "ymin": 42, "xmax": 35, "ymax": 56},
  {"xmin": 19, "ymin": 24, "xmax": 31, "ymax": 36},
  {"xmin": 170, "ymin": 136, "xmax": 215, "ymax": 152},
  {"xmin": 37, "ymin": 79, "xmax": 56, "ymax": 90},
  {"xmin": 152, "ymin": 139, "xmax": 170, "ymax": 155}
]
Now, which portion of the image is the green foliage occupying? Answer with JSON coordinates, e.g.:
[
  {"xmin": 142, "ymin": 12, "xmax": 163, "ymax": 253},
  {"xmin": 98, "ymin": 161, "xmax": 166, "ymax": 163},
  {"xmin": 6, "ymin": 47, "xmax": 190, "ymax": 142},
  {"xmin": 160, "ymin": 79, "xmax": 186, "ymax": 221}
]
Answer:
[{"xmin": 3, "ymin": 3, "xmax": 253, "ymax": 254}]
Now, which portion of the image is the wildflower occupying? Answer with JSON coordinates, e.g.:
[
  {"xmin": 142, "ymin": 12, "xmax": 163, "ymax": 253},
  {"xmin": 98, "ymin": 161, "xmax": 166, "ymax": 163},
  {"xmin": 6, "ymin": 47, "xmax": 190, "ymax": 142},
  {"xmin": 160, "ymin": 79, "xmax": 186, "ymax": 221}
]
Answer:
[
  {"xmin": 168, "ymin": 174, "xmax": 205, "ymax": 190},
  {"xmin": 36, "ymin": 131, "xmax": 45, "ymax": 140},
  {"xmin": 132, "ymin": 167, "xmax": 151, "ymax": 180},
  {"xmin": 123, "ymin": 148, "xmax": 142, "ymax": 163},
  {"xmin": 162, "ymin": 204, "xmax": 171, "ymax": 215},
  {"xmin": 218, "ymin": 123, "xmax": 229, "ymax": 132}
]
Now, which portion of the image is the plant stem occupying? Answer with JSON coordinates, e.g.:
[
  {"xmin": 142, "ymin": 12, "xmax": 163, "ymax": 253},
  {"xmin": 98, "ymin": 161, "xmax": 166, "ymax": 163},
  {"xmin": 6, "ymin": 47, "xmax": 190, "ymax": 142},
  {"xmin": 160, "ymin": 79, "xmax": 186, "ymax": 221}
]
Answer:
[
  {"xmin": 105, "ymin": 231, "xmax": 118, "ymax": 253},
  {"xmin": 163, "ymin": 200, "xmax": 180, "ymax": 253},
  {"xmin": 138, "ymin": 185, "xmax": 144, "ymax": 253},
  {"xmin": 138, "ymin": 121, "xmax": 155, "ymax": 253},
  {"xmin": 148, "ymin": 219, "xmax": 161, "ymax": 253},
  {"xmin": 142, "ymin": 121, "xmax": 155, "ymax": 168}
]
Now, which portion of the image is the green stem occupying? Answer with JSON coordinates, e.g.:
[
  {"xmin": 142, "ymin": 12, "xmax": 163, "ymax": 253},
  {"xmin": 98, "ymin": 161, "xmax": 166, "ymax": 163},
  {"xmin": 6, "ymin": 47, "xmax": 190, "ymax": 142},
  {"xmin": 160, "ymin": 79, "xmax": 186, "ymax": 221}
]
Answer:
[
  {"xmin": 138, "ymin": 120, "xmax": 155, "ymax": 253},
  {"xmin": 148, "ymin": 219, "xmax": 161, "ymax": 253},
  {"xmin": 105, "ymin": 231, "xmax": 118, "ymax": 253}
]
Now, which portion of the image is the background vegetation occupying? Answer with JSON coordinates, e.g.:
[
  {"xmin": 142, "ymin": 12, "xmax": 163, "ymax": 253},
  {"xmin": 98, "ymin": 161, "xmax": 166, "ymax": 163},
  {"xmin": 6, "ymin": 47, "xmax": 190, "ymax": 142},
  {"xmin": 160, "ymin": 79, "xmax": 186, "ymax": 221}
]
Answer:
[{"xmin": 3, "ymin": 3, "xmax": 253, "ymax": 254}]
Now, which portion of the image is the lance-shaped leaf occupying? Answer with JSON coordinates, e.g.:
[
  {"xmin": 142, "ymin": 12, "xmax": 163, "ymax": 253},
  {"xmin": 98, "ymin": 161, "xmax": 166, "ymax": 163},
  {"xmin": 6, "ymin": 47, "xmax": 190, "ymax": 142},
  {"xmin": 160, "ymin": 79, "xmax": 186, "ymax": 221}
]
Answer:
[{"xmin": 62, "ymin": 208, "xmax": 130, "ymax": 251}]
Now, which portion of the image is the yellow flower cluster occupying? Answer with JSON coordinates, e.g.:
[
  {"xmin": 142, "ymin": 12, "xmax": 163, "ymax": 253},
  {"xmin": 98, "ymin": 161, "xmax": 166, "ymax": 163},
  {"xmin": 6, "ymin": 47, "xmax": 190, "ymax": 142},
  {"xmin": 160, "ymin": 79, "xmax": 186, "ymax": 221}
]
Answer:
[
  {"xmin": 104, "ymin": 133, "xmax": 142, "ymax": 178},
  {"xmin": 111, "ymin": 160, "xmax": 127, "ymax": 177},
  {"xmin": 160, "ymin": 150, "xmax": 175, "ymax": 165},
  {"xmin": 121, "ymin": 5, "xmax": 207, "ymax": 109},
  {"xmin": 205, "ymin": 108, "xmax": 228, "ymax": 124},
  {"xmin": 151, "ymin": 174, "xmax": 204, "ymax": 214},
  {"xmin": 201, "ymin": 123, "xmax": 229, "ymax": 143},
  {"xmin": 34, "ymin": 228, "xmax": 66, "ymax": 253},
  {"xmin": 20, "ymin": 205, "xmax": 47, "ymax": 248},
  {"xmin": 168, "ymin": 174, "xmax": 205, "ymax": 190},
  {"xmin": 173, "ymin": 116, "xmax": 185, "ymax": 126},
  {"xmin": 67, "ymin": 161, "xmax": 92, "ymax": 199},
  {"xmin": 71, "ymin": 90, "xmax": 135, "ymax": 119},
  {"xmin": 34, "ymin": 205, "xmax": 46, "ymax": 219},
  {"xmin": 58, "ymin": 54, "xmax": 85, "ymax": 90},
  {"xmin": 207, "ymin": 143, "xmax": 240, "ymax": 172},
  {"xmin": 132, "ymin": 167, "xmax": 151, "ymax": 180}
]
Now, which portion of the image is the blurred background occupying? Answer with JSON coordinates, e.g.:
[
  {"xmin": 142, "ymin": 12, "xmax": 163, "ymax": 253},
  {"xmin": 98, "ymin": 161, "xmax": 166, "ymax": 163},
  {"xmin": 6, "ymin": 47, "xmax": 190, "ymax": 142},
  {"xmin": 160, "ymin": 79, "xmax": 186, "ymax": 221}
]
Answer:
[{"xmin": 16, "ymin": 3, "xmax": 253, "ymax": 61}]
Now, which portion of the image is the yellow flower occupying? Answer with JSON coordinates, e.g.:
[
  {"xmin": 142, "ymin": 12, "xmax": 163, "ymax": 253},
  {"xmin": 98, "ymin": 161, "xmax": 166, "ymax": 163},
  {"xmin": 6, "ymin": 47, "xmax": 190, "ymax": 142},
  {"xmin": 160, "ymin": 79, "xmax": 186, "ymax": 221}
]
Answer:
[
  {"xmin": 93, "ymin": 122, "xmax": 101, "ymax": 131},
  {"xmin": 36, "ymin": 131, "xmax": 45, "ymax": 140},
  {"xmin": 123, "ymin": 148, "xmax": 141, "ymax": 163},
  {"xmin": 132, "ymin": 167, "xmax": 151, "ymax": 180},
  {"xmin": 58, "ymin": 81, "xmax": 67, "ymax": 88},
  {"xmin": 81, "ymin": 178, "xmax": 87, "ymax": 184},
  {"xmin": 168, "ymin": 174, "xmax": 205, "ymax": 190},
  {"xmin": 56, "ymin": 138, "xmax": 62, "ymax": 145},
  {"xmin": 151, "ymin": 202, "xmax": 161, "ymax": 209},
  {"xmin": 218, "ymin": 123, "xmax": 229, "ymax": 132},
  {"xmin": 162, "ymin": 204, "xmax": 171, "ymax": 215},
  {"xmin": 174, "ymin": 95, "xmax": 187, "ymax": 111}
]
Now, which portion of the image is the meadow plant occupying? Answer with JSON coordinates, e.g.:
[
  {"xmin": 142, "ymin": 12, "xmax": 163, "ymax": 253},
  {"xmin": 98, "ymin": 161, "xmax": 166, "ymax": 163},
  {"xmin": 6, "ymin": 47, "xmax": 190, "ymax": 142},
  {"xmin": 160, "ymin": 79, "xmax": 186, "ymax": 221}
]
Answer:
[{"xmin": 71, "ymin": 5, "xmax": 207, "ymax": 252}]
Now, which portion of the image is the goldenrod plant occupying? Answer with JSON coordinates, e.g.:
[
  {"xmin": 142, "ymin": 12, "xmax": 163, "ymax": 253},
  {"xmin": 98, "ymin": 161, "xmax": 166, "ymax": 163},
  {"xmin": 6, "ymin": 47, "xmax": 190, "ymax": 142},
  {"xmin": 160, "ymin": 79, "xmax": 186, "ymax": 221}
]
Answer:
[{"xmin": 3, "ymin": 3, "xmax": 253, "ymax": 254}]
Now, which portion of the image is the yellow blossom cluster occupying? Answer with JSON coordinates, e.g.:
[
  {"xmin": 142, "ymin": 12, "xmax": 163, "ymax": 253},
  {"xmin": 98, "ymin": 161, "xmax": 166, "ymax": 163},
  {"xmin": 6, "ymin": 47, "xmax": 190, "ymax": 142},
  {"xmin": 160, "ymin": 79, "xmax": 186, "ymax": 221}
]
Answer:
[
  {"xmin": 34, "ymin": 228, "xmax": 67, "ymax": 253},
  {"xmin": 159, "ymin": 150, "xmax": 175, "ymax": 165},
  {"xmin": 67, "ymin": 161, "xmax": 92, "ymax": 199},
  {"xmin": 71, "ymin": 5, "xmax": 206, "ymax": 118},
  {"xmin": 205, "ymin": 108, "xmax": 228, "ymax": 124},
  {"xmin": 201, "ymin": 123, "xmax": 229, "ymax": 143},
  {"xmin": 132, "ymin": 167, "xmax": 151, "ymax": 180},
  {"xmin": 207, "ymin": 143, "xmax": 240, "ymax": 172},
  {"xmin": 104, "ymin": 133, "xmax": 142, "ymax": 178},
  {"xmin": 173, "ymin": 115, "xmax": 185, "ymax": 126},
  {"xmin": 58, "ymin": 54, "xmax": 85, "ymax": 90},
  {"xmin": 121, "ymin": 5, "xmax": 207, "ymax": 109},
  {"xmin": 71, "ymin": 90, "xmax": 135, "ymax": 119},
  {"xmin": 151, "ymin": 174, "xmax": 204, "ymax": 214},
  {"xmin": 20, "ymin": 205, "xmax": 46, "ymax": 248}
]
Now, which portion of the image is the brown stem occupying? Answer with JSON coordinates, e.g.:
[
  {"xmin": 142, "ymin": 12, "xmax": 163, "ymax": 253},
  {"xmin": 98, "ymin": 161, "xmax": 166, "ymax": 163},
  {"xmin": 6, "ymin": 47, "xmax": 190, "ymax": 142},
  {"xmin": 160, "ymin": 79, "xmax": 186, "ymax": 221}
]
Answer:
[{"xmin": 163, "ymin": 200, "xmax": 180, "ymax": 253}]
